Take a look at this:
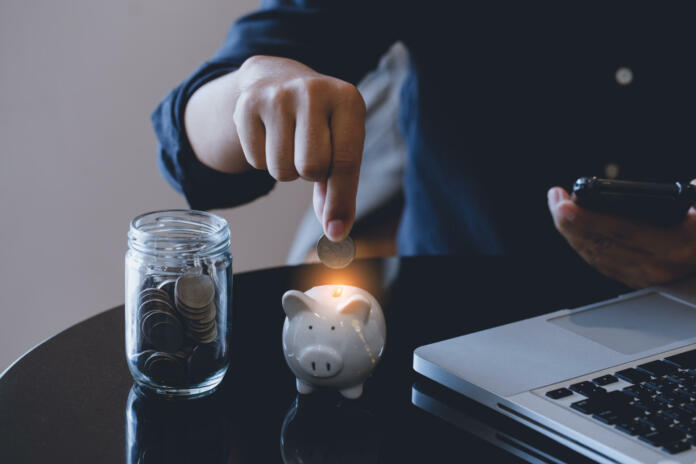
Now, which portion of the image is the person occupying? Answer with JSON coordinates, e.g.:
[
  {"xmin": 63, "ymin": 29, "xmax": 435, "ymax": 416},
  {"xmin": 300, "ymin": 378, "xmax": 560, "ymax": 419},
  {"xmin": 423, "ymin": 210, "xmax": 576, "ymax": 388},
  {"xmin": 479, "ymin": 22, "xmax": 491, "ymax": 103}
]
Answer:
[
  {"xmin": 152, "ymin": 1, "xmax": 696, "ymax": 288},
  {"xmin": 287, "ymin": 42, "xmax": 408, "ymax": 264}
]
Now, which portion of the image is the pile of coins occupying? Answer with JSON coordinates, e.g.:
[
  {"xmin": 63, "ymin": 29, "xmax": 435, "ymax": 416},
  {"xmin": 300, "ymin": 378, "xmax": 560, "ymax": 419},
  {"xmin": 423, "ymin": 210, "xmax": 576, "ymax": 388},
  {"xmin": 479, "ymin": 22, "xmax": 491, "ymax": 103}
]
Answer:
[
  {"xmin": 133, "ymin": 272, "xmax": 222, "ymax": 386},
  {"xmin": 175, "ymin": 275, "xmax": 217, "ymax": 344}
]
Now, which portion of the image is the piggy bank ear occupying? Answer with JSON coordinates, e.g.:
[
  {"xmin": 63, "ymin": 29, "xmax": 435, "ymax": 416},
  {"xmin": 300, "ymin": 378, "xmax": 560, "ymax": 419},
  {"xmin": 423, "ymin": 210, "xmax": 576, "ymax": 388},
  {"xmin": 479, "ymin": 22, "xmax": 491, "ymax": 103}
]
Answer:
[
  {"xmin": 338, "ymin": 295, "xmax": 371, "ymax": 324},
  {"xmin": 282, "ymin": 290, "xmax": 315, "ymax": 319}
]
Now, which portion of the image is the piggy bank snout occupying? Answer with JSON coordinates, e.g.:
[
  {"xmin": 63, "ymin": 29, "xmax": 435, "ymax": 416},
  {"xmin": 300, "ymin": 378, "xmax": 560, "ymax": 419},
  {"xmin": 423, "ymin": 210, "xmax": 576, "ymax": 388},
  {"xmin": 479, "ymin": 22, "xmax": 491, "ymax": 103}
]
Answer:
[{"xmin": 297, "ymin": 346, "xmax": 343, "ymax": 378}]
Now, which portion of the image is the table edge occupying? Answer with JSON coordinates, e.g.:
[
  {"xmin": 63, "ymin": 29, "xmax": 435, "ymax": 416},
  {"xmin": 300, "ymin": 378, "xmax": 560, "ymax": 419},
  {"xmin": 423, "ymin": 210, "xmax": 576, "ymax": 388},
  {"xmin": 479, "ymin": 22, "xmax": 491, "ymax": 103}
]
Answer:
[{"xmin": 0, "ymin": 304, "xmax": 125, "ymax": 381}]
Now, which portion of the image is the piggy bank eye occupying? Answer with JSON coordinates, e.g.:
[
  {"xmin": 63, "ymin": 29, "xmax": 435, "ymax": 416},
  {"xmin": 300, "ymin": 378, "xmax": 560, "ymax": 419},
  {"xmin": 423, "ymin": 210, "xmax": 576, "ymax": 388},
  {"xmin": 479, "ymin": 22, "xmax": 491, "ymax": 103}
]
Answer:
[
  {"xmin": 308, "ymin": 325, "xmax": 313, "ymax": 330},
  {"xmin": 331, "ymin": 326, "xmax": 335, "ymax": 330}
]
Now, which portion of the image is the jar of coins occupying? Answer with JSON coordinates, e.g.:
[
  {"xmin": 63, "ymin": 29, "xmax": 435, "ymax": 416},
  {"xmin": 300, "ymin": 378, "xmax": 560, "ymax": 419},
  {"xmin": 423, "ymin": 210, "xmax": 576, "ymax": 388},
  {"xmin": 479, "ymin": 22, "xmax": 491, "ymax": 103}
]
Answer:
[{"xmin": 126, "ymin": 210, "xmax": 232, "ymax": 397}]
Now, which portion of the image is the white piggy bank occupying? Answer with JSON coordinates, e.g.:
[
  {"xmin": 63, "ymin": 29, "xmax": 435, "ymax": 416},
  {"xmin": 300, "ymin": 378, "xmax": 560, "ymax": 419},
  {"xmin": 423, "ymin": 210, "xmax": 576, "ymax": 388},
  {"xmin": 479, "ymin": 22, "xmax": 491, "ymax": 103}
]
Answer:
[{"xmin": 282, "ymin": 285, "xmax": 386, "ymax": 399}]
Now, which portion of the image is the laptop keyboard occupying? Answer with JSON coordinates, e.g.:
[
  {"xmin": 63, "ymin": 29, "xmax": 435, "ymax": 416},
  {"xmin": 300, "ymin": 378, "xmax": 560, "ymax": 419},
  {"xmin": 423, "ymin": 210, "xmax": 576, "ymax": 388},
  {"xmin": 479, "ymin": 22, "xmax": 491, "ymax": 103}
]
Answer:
[{"xmin": 545, "ymin": 348, "xmax": 696, "ymax": 455}]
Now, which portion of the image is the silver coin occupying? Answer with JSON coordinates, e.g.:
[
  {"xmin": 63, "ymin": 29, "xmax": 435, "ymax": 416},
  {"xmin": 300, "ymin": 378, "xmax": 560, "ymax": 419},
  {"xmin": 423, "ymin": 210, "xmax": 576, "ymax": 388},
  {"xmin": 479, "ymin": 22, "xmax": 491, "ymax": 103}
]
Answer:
[
  {"xmin": 316, "ymin": 235, "xmax": 356, "ymax": 269},
  {"xmin": 175, "ymin": 274, "xmax": 215, "ymax": 309}
]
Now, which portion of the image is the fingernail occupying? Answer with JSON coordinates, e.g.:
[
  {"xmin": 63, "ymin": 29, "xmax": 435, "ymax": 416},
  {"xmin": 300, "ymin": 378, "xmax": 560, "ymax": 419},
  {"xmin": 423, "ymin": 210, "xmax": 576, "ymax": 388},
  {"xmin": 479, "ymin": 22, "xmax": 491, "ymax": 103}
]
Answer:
[
  {"xmin": 327, "ymin": 220, "xmax": 346, "ymax": 241},
  {"xmin": 547, "ymin": 188, "xmax": 561, "ymax": 204}
]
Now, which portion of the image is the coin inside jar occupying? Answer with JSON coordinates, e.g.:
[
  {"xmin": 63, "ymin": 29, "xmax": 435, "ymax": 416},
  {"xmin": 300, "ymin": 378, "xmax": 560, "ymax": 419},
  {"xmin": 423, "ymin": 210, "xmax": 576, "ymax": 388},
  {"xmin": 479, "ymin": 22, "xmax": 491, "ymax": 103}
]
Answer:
[
  {"xmin": 175, "ymin": 274, "xmax": 215, "ymax": 309},
  {"xmin": 316, "ymin": 235, "xmax": 356, "ymax": 269}
]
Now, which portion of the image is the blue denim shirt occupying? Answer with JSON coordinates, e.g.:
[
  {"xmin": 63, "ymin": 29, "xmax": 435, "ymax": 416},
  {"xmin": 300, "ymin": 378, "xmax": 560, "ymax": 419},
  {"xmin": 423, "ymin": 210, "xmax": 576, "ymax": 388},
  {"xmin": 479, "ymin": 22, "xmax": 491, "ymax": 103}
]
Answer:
[{"xmin": 152, "ymin": 1, "xmax": 696, "ymax": 260}]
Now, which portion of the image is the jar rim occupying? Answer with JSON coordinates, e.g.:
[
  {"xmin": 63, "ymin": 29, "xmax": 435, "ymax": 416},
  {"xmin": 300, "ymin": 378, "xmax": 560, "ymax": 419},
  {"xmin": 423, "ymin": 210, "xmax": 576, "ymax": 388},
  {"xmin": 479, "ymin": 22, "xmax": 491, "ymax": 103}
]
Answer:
[{"xmin": 128, "ymin": 209, "xmax": 230, "ymax": 257}]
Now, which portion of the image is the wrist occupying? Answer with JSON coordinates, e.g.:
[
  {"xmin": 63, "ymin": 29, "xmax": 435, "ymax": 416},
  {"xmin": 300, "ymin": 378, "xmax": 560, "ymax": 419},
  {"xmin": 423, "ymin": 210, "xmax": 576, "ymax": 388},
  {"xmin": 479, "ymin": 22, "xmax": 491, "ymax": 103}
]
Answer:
[{"xmin": 184, "ymin": 70, "xmax": 250, "ymax": 174}]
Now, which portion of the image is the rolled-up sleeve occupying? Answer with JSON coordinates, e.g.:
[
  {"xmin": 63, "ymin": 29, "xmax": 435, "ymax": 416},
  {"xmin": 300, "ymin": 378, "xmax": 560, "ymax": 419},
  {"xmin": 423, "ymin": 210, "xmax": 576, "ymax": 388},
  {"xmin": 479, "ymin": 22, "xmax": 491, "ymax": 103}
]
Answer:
[{"xmin": 151, "ymin": 0, "xmax": 395, "ymax": 210}]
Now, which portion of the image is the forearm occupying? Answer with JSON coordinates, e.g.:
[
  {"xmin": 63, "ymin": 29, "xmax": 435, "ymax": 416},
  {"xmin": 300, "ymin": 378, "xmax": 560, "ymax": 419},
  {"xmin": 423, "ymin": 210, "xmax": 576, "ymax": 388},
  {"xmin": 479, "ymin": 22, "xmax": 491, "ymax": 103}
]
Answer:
[{"xmin": 184, "ymin": 69, "xmax": 250, "ymax": 174}]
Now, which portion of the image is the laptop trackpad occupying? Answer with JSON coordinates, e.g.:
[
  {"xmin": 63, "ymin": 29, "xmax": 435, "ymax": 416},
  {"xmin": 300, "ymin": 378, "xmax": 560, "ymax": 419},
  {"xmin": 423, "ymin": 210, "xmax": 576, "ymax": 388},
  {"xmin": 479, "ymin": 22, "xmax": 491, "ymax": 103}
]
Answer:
[{"xmin": 549, "ymin": 292, "xmax": 696, "ymax": 355}]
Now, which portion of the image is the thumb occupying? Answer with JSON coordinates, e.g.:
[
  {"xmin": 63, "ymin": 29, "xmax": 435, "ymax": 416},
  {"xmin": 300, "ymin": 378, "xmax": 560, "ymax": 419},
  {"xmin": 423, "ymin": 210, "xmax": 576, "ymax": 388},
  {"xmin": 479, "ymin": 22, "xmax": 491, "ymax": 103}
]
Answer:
[
  {"xmin": 547, "ymin": 186, "xmax": 571, "ymax": 210},
  {"xmin": 547, "ymin": 186, "xmax": 576, "ymax": 227}
]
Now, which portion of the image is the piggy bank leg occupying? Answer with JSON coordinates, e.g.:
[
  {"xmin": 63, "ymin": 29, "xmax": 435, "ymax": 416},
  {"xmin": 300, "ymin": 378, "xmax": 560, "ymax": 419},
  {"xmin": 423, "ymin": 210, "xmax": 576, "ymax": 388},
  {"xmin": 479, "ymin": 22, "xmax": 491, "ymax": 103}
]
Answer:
[
  {"xmin": 339, "ymin": 384, "xmax": 363, "ymax": 399},
  {"xmin": 296, "ymin": 378, "xmax": 314, "ymax": 395}
]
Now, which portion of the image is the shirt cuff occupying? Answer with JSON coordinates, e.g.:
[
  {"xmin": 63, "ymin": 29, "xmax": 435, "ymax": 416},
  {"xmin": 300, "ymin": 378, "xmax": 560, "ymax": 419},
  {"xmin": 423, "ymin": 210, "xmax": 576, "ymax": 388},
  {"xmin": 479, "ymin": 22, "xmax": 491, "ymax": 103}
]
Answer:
[{"xmin": 152, "ymin": 62, "xmax": 276, "ymax": 211}]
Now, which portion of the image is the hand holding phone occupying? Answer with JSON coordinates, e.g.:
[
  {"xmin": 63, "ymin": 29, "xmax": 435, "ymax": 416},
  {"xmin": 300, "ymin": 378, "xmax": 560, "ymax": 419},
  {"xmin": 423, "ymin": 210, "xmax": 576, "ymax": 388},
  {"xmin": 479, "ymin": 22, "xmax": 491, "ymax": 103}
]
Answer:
[{"xmin": 572, "ymin": 177, "xmax": 696, "ymax": 226}]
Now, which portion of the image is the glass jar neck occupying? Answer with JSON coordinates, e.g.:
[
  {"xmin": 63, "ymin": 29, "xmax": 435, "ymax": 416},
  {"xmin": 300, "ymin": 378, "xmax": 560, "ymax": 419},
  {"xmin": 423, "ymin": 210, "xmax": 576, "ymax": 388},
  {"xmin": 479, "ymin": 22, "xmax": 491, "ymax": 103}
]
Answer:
[{"xmin": 128, "ymin": 210, "xmax": 230, "ymax": 259}]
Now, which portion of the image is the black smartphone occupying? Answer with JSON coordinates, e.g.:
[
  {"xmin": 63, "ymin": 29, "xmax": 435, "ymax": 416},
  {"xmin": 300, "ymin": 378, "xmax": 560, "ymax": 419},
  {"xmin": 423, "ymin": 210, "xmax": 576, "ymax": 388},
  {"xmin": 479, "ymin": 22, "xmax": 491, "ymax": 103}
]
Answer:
[{"xmin": 572, "ymin": 177, "xmax": 696, "ymax": 226}]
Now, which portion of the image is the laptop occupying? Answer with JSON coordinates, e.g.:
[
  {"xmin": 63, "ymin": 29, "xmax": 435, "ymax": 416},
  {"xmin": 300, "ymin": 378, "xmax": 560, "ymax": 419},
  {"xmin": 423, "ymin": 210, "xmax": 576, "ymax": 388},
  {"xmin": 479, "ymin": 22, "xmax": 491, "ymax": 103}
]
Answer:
[
  {"xmin": 412, "ymin": 378, "xmax": 596, "ymax": 463},
  {"xmin": 414, "ymin": 276, "xmax": 696, "ymax": 463}
]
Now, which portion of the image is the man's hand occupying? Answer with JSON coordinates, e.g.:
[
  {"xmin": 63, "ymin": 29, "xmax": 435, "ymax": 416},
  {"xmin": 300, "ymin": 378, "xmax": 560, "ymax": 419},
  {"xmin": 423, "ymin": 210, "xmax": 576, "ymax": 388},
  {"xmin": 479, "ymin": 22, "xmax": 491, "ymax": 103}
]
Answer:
[
  {"xmin": 185, "ymin": 56, "xmax": 366, "ymax": 241},
  {"xmin": 547, "ymin": 184, "xmax": 696, "ymax": 288}
]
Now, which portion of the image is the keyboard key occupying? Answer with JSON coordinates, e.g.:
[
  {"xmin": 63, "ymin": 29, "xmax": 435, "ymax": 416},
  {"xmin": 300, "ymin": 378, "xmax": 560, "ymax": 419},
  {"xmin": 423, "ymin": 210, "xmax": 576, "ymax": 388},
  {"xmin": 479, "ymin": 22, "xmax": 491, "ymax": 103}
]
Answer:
[
  {"xmin": 545, "ymin": 388, "xmax": 573, "ymax": 399},
  {"xmin": 639, "ymin": 414, "xmax": 675, "ymax": 430},
  {"xmin": 603, "ymin": 390, "xmax": 631, "ymax": 404},
  {"xmin": 657, "ymin": 379, "xmax": 679, "ymax": 392},
  {"xmin": 616, "ymin": 420, "xmax": 651, "ymax": 436},
  {"xmin": 659, "ymin": 408, "xmax": 693, "ymax": 423},
  {"xmin": 644, "ymin": 381, "xmax": 663, "ymax": 393},
  {"xmin": 667, "ymin": 388, "xmax": 692, "ymax": 404},
  {"xmin": 665, "ymin": 374, "xmax": 694, "ymax": 387},
  {"xmin": 643, "ymin": 378, "xmax": 678, "ymax": 394},
  {"xmin": 613, "ymin": 404, "xmax": 644, "ymax": 422},
  {"xmin": 634, "ymin": 399, "xmax": 663, "ymax": 414},
  {"xmin": 675, "ymin": 422, "xmax": 696, "ymax": 436},
  {"xmin": 639, "ymin": 429, "xmax": 685, "ymax": 447},
  {"xmin": 569, "ymin": 381, "xmax": 606, "ymax": 398},
  {"xmin": 592, "ymin": 374, "xmax": 618, "ymax": 386},
  {"xmin": 637, "ymin": 360, "xmax": 679, "ymax": 378},
  {"xmin": 571, "ymin": 399, "xmax": 601, "ymax": 415},
  {"xmin": 616, "ymin": 368, "xmax": 651, "ymax": 384},
  {"xmin": 682, "ymin": 402, "xmax": 696, "ymax": 414},
  {"xmin": 672, "ymin": 407, "xmax": 694, "ymax": 423},
  {"xmin": 656, "ymin": 395, "xmax": 679, "ymax": 407},
  {"xmin": 621, "ymin": 385, "xmax": 653, "ymax": 401},
  {"xmin": 593, "ymin": 410, "xmax": 619, "ymax": 425},
  {"xmin": 665, "ymin": 349, "xmax": 696, "ymax": 369},
  {"xmin": 663, "ymin": 440, "xmax": 691, "ymax": 454}
]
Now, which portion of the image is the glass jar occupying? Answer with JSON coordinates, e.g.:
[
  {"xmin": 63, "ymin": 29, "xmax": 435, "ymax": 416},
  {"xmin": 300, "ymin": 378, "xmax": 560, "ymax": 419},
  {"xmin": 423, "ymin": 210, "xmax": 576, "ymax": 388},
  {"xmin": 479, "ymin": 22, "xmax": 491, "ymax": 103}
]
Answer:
[{"xmin": 125, "ymin": 210, "xmax": 232, "ymax": 397}]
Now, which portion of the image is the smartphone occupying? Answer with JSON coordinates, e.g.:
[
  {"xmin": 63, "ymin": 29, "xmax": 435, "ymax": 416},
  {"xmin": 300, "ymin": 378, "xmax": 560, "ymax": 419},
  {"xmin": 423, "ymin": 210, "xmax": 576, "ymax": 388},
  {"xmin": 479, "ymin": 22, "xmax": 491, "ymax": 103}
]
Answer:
[{"xmin": 572, "ymin": 177, "xmax": 696, "ymax": 226}]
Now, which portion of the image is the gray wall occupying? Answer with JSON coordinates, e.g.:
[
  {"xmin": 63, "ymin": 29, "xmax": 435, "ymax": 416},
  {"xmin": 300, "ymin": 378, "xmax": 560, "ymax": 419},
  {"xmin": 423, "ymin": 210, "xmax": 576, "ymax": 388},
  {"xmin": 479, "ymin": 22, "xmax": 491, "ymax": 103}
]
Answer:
[{"xmin": 0, "ymin": 0, "xmax": 312, "ymax": 372}]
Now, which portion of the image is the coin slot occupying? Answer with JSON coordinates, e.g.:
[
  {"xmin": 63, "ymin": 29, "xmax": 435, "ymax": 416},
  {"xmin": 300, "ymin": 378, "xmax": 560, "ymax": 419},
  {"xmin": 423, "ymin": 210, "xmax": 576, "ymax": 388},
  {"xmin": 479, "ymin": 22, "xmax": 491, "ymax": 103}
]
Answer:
[
  {"xmin": 311, "ymin": 361, "xmax": 316, "ymax": 371},
  {"xmin": 327, "ymin": 363, "xmax": 331, "ymax": 371}
]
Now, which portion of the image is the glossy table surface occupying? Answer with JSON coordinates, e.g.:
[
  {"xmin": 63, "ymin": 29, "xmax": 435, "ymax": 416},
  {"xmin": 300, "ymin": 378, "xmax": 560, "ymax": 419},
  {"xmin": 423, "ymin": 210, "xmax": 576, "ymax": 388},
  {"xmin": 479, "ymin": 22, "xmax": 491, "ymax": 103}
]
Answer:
[{"xmin": 0, "ymin": 255, "xmax": 628, "ymax": 463}]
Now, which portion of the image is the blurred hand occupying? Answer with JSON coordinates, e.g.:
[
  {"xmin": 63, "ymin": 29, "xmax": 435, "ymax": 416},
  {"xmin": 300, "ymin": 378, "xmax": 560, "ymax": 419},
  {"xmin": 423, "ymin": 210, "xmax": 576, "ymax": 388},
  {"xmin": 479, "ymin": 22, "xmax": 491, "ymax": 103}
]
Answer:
[
  {"xmin": 547, "ymin": 183, "xmax": 696, "ymax": 288},
  {"xmin": 186, "ymin": 56, "xmax": 366, "ymax": 241}
]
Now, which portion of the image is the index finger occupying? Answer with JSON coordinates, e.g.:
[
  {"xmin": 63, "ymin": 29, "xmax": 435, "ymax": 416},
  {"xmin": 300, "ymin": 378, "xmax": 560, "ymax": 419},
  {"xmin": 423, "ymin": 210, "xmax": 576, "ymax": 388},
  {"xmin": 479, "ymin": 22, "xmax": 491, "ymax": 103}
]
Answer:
[{"xmin": 322, "ymin": 96, "xmax": 365, "ymax": 241}]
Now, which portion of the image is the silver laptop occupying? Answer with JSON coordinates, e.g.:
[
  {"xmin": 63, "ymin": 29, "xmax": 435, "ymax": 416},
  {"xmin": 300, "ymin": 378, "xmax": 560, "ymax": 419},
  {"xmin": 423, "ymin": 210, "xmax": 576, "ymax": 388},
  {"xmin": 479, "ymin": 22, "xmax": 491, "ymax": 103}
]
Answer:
[{"xmin": 414, "ymin": 276, "xmax": 696, "ymax": 463}]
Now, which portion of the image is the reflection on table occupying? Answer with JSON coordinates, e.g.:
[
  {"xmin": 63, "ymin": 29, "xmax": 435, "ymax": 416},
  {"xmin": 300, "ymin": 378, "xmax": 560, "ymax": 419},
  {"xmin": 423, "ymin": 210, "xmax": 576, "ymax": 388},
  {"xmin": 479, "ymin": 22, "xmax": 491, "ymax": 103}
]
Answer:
[
  {"xmin": 281, "ymin": 391, "xmax": 381, "ymax": 464},
  {"xmin": 126, "ymin": 385, "xmax": 232, "ymax": 464}
]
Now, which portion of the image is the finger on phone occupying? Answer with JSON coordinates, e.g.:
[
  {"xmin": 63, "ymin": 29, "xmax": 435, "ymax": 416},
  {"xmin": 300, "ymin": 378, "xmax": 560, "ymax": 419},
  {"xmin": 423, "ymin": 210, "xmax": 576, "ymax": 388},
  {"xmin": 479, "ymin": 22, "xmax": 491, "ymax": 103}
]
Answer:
[
  {"xmin": 548, "ymin": 186, "xmax": 677, "ymax": 257},
  {"xmin": 547, "ymin": 187, "xmax": 576, "ymax": 227}
]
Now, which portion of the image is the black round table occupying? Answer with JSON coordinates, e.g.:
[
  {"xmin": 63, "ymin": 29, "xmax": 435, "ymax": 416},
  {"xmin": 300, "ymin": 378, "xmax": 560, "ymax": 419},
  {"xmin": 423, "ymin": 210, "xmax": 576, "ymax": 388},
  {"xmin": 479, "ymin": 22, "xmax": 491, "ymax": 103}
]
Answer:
[{"xmin": 0, "ymin": 255, "xmax": 628, "ymax": 463}]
